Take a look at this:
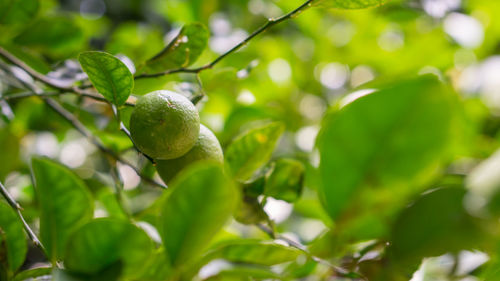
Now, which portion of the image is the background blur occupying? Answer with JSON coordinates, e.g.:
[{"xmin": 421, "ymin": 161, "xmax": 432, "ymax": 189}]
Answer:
[{"xmin": 1, "ymin": 0, "xmax": 499, "ymax": 279}]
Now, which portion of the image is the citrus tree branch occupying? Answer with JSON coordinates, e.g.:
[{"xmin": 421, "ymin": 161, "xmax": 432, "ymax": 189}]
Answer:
[
  {"xmin": 0, "ymin": 181, "xmax": 45, "ymax": 253},
  {"xmin": 256, "ymin": 224, "xmax": 366, "ymax": 280},
  {"xmin": 0, "ymin": 47, "xmax": 135, "ymax": 107},
  {"xmin": 134, "ymin": 0, "xmax": 317, "ymax": 80},
  {"xmin": 44, "ymin": 99, "xmax": 166, "ymax": 189}
]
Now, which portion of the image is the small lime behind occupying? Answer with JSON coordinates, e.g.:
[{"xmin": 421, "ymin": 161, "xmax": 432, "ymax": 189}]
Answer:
[{"xmin": 156, "ymin": 124, "xmax": 224, "ymax": 184}]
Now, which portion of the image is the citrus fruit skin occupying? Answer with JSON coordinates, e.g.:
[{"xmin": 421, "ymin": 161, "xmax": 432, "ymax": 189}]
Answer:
[
  {"xmin": 156, "ymin": 124, "xmax": 224, "ymax": 183},
  {"xmin": 130, "ymin": 90, "xmax": 200, "ymax": 160}
]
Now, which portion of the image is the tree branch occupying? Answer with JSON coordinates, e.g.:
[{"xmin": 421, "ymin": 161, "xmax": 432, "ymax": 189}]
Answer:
[
  {"xmin": 0, "ymin": 47, "xmax": 135, "ymax": 107},
  {"xmin": 0, "ymin": 181, "xmax": 45, "ymax": 253},
  {"xmin": 134, "ymin": 0, "xmax": 317, "ymax": 80},
  {"xmin": 45, "ymin": 98, "xmax": 166, "ymax": 189},
  {"xmin": 256, "ymin": 223, "xmax": 366, "ymax": 279}
]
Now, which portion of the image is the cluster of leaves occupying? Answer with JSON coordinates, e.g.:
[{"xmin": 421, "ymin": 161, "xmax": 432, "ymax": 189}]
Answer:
[{"xmin": 1, "ymin": 0, "xmax": 500, "ymax": 280}]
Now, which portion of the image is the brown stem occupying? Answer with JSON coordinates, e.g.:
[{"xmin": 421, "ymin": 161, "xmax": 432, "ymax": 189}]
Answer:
[{"xmin": 134, "ymin": 0, "xmax": 316, "ymax": 80}]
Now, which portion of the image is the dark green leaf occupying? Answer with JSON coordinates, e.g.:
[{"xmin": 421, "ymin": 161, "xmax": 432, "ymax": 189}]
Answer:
[
  {"xmin": 31, "ymin": 157, "xmax": 93, "ymax": 262},
  {"xmin": 317, "ymin": 75, "xmax": 457, "ymax": 220},
  {"xmin": 142, "ymin": 23, "xmax": 209, "ymax": 73},
  {"xmin": 64, "ymin": 218, "xmax": 153, "ymax": 278},
  {"xmin": 160, "ymin": 162, "xmax": 238, "ymax": 266},
  {"xmin": 225, "ymin": 122, "xmax": 285, "ymax": 181},
  {"xmin": 0, "ymin": 0, "xmax": 39, "ymax": 24},
  {"xmin": 234, "ymin": 196, "xmax": 268, "ymax": 225},
  {"xmin": 0, "ymin": 201, "xmax": 27, "ymax": 273},
  {"xmin": 388, "ymin": 187, "xmax": 484, "ymax": 272},
  {"xmin": 264, "ymin": 158, "xmax": 305, "ymax": 202},
  {"xmin": 14, "ymin": 17, "xmax": 84, "ymax": 55},
  {"xmin": 78, "ymin": 51, "xmax": 134, "ymax": 106}
]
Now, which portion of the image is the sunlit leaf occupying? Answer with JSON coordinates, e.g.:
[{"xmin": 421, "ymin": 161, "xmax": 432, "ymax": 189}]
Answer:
[
  {"xmin": 64, "ymin": 218, "xmax": 153, "ymax": 278},
  {"xmin": 317, "ymin": 75, "xmax": 457, "ymax": 220},
  {"xmin": 142, "ymin": 23, "xmax": 209, "ymax": 73},
  {"xmin": 31, "ymin": 157, "xmax": 94, "ymax": 262},
  {"xmin": 78, "ymin": 51, "xmax": 134, "ymax": 106},
  {"xmin": 225, "ymin": 122, "xmax": 285, "ymax": 181},
  {"xmin": 0, "ymin": 201, "xmax": 27, "ymax": 273},
  {"xmin": 160, "ymin": 162, "xmax": 238, "ymax": 266}
]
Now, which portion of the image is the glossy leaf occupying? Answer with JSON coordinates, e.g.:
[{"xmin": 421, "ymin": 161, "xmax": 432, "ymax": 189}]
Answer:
[
  {"xmin": 143, "ymin": 23, "xmax": 209, "ymax": 73},
  {"xmin": 0, "ymin": 201, "xmax": 27, "ymax": 273},
  {"xmin": 64, "ymin": 218, "xmax": 153, "ymax": 278},
  {"xmin": 31, "ymin": 157, "xmax": 93, "ymax": 262},
  {"xmin": 225, "ymin": 122, "xmax": 285, "ymax": 181},
  {"xmin": 317, "ymin": 75, "xmax": 457, "ymax": 220},
  {"xmin": 0, "ymin": 0, "xmax": 39, "ymax": 24},
  {"xmin": 388, "ymin": 187, "xmax": 484, "ymax": 272},
  {"xmin": 264, "ymin": 158, "xmax": 305, "ymax": 202},
  {"xmin": 78, "ymin": 51, "xmax": 134, "ymax": 106},
  {"xmin": 160, "ymin": 162, "xmax": 238, "ymax": 266}
]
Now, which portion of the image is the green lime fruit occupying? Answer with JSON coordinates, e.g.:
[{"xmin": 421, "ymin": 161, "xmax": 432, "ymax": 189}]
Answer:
[
  {"xmin": 130, "ymin": 90, "xmax": 200, "ymax": 160},
  {"xmin": 156, "ymin": 124, "xmax": 224, "ymax": 183}
]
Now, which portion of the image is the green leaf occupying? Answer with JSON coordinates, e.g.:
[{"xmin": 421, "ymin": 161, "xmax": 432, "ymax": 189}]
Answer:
[
  {"xmin": 136, "ymin": 248, "xmax": 172, "ymax": 281},
  {"xmin": 316, "ymin": 75, "xmax": 457, "ymax": 220},
  {"xmin": 388, "ymin": 187, "xmax": 485, "ymax": 272},
  {"xmin": 315, "ymin": 0, "xmax": 388, "ymax": 9},
  {"xmin": 0, "ymin": 201, "xmax": 27, "ymax": 273},
  {"xmin": 13, "ymin": 267, "xmax": 52, "ymax": 281},
  {"xmin": 225, "ymin": 122, "xmax": 285, "ymax": 182},
  {"xmin": 160, "ymin": 162, "xmax": 238, "ymax": 266},
  {"xmin": 78, "ymin": 51, "xmax": 134, "ymax": 106},
  {"xmin": 204, "ymin": 239, "xmax": 302, "ymax": 266},
  {"xmin": 204, "ymin": 266, "xmax": 282, "ymax": 281},
  {"xmin": 0, "ymin": 0, "xmax": 39, "ymax": 25},
  {"xmin": 264, "ymin": 158, "xmax": 305, "ymax": 202},
  {"xmin": 142, "ymin": 23, "xmax": 209, "ymax": 73},
  {"xmin": 64, "ymin": 218, "xmax": 153, "ymax": 278},
  {"xmin": 31, "ymin": 157, "xmax": 94, "ymax": 262}
]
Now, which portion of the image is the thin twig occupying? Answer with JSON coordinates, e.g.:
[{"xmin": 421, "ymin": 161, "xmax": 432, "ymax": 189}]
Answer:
[
  {"xmin": 111, "ymin": 105, "xmax": 156, "ymax": 165},
  {"xmin": 0, "ymin": 49, "xmax": 164, "ymax": 189},
  {"xmin": 45, "ymin": 99, "xmax": 166, "ymax": 189},
  {"xmin": 0, "ymin": 181, "xmax": 46, "ymax": 253},
  {"xmin": 134, "ymin": 0, "xmax": 317, "ymax": 80},
  {"xmin": 257, "ymin": 223, "xmax": 365, "ymax": 279},
  {"xmin": 0, "ymin": 47, "xmax": 135, "ymax": 107},
  {"xmin": 108, "ymin": 159, "xmax": 131, "ymax": 218}
]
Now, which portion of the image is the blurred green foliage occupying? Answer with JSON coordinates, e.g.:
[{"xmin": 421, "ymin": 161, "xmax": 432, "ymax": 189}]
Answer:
[{"xmin": 1, "ymin": 0, "xmax": 500, "ymax": 280}]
